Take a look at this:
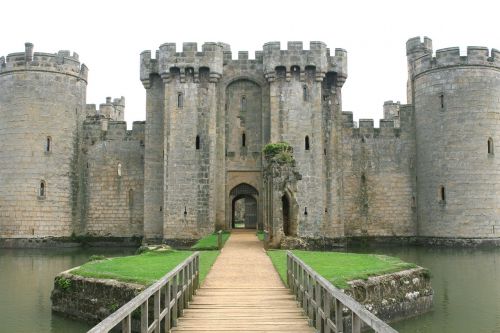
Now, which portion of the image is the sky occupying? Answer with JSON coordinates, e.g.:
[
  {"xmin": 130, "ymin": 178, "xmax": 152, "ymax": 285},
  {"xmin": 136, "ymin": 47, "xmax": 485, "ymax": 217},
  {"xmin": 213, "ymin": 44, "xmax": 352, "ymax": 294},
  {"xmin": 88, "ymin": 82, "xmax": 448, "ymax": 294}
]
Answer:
[{"xmin": 1, "ymin": 0, "xmax": 500, "ymax": 128}]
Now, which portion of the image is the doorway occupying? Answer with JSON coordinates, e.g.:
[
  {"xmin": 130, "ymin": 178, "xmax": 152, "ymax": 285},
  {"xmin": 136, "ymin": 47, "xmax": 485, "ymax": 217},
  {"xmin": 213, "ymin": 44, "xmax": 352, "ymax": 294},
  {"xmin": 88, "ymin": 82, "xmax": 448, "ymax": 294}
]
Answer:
[{"xmin": 230, "ymin": 183, "xmax": 259, "ymax": 229}]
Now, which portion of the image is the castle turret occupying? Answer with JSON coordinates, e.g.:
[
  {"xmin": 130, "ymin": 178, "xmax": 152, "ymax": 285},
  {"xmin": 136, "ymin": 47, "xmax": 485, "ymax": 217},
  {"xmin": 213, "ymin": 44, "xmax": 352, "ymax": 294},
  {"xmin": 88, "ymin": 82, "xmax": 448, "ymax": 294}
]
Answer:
[
  {"xmin": 406, "ymin": 37, "xmax": 432, "ymax": 104},
  {"xmin": 141, "ymin": 42, "xmax": 224, "ymax": 240},
  {"xmin": 410, "ymin": 38, "xmax": 500, "ymax": 239},
  {"xmin": 262, "ymin": 41, "xmax": 347, "ymax": 242},
  {"xmin": 0, "ymin": 43, "xmax": 88, "ymax": 238}
]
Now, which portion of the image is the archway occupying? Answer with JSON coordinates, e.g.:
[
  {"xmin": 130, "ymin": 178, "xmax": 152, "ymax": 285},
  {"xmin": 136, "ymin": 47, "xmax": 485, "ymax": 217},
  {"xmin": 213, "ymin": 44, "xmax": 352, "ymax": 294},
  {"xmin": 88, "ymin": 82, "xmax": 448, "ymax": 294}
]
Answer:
[{"xmin": 230, "ymin": 183, "xmax": 259, "ymax": 229}]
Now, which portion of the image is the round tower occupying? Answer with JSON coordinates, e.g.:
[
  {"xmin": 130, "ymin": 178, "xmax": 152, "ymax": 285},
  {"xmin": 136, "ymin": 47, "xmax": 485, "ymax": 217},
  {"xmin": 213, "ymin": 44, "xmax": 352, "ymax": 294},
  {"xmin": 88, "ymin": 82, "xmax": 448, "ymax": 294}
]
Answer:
[
  {"xmin": 0, "ymin": 43, "xmax": 88, "ymax": 238},
  {"xmin": 410, "ymin": 38, "xmax": 500, "ymax": 240}
]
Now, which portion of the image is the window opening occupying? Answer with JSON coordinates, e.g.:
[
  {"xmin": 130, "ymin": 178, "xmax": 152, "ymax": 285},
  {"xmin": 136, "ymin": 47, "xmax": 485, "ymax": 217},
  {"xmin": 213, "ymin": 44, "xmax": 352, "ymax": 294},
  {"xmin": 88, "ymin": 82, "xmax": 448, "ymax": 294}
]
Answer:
[{"xmin": 177, "ymin": 92, "xmax": 183, "ymax": 108}]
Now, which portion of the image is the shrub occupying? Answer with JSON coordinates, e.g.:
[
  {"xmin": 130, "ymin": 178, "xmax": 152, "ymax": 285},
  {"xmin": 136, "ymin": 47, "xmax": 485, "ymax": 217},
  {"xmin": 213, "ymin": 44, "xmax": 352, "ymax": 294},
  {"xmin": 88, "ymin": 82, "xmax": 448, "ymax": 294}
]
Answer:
[{"xmin": 263, "ymin": 142, "xmax": 295, "ymax": 165}]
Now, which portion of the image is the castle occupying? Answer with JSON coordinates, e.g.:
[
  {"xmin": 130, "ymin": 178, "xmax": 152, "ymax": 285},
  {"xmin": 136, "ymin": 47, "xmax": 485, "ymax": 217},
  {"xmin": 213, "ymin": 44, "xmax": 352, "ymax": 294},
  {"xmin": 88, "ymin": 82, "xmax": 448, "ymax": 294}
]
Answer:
[{"xmin": 1, "ymin": 37, "xmax": 500, "ymax": 246}]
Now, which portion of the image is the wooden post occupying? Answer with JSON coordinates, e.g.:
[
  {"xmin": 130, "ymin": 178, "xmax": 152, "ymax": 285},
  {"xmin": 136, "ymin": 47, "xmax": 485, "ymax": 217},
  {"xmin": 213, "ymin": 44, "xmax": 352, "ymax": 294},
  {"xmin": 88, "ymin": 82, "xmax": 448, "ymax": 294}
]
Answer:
[
  {"xmin": 121, "ymin": 314, "xmax": 131, "ymax": 333},
  {"xmin": 194, "ymin": 255, "xmax": 199, "ymax": 290},
  {"xmin": 217, "ymin": 230, "xmax": 223, "ymax": 250},
  {"xmin": 264, "ymin": 230, "xmax": 269, "ymax": 250},
  {"xmin": 324, "ymin": 292, "xmax": 331, "ymax": 333},
  {"xmin": 140, "ymin": 300, "xmax": 148, "ymax": 333},
  {"xmin": 172, "ymin": 274, "xmax": 178, "ymax": 327},
  {"xmin": 154, "ymin": 290, "xmax": 160, "ymax": 333},
  {"xmin": 335, "ymin": 299, "xmax": 343, "ymax": 333},
  {"xmin": 315, "ymin": 282, "xmax": 322, "ymax": 331},
  {"xmin": 164, "ymin": 281, "xmax": 171, "ymax": 332},
  {"xmin": 352, "ymin": 312, "xmax": 361, "ymax": 333}
]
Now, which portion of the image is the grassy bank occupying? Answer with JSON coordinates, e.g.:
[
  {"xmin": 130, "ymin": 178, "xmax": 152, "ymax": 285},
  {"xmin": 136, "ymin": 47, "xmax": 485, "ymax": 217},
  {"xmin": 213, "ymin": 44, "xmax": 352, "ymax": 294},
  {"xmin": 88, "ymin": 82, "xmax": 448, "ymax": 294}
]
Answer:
[
  {"xmin": 267, "ymin": 250, "xmax": 417, "ymax": 289},
  {"xmin": 190, "ymin": 231, "xmax": 230, "ymax": 250},
  {"xmin": 72, "ymin": 250, "xmax": 219, "ymax": 285}
]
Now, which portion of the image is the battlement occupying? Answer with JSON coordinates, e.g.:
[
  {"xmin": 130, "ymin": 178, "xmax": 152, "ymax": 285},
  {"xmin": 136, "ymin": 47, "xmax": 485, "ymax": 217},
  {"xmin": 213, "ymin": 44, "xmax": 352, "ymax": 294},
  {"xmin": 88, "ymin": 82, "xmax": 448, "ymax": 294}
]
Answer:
[
  {"xmin": 411, "ymin": 43, "xmax": 500, "ymax": 77},
  {"xmin": 341, "ymin": 105, "xmax": 414, "ymax": 139},
  {"xmin": 262, "ymin": 41, "xmax": 347, "ymax": 80},
  {"xmin": 0, "ymin": 43, "xmax": 88, "ymax": 82},
  {"xmin": 406, "ymin": 36, "xmax": 433, "ymax": 56},
  {"xmin": 86, "ymin": 96, "xmax": 126, "ymax": 121},
  {"xmin": 83, "ymin": 118, "xmax": 145, "ymax": 144},
  {"xmin": 140, "ymin": 42, "xmax": 224, "ymax": 85}
]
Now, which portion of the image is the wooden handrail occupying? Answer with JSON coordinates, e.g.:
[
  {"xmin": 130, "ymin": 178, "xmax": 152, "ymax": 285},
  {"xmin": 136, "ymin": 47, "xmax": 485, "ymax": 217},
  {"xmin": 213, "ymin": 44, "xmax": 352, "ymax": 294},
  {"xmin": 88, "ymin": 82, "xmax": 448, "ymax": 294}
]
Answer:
[
  {"xmin": 87, "ymin": 251, "xmax": 200, "ymax": 333},
  {"xmin": 286, "ymin": 251, "xmax": 398, "ymax": 333}
]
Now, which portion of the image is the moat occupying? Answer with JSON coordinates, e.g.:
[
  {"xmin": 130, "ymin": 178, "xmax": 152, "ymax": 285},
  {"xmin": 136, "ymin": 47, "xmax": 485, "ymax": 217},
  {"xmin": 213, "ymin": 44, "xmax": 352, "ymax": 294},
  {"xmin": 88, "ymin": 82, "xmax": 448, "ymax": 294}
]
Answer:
[{"xmin": 0, "ymin": 246, "xmax": 499, "ymax": 333}]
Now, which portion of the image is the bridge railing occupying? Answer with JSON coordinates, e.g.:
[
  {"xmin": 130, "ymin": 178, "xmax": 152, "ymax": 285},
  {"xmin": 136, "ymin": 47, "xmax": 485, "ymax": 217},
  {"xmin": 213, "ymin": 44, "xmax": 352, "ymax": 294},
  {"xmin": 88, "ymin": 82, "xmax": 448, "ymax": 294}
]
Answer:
[
  {"xmin": 286, "ymin": 251, "xmax": 398, "ymax": 333},
  {"xmin": 87, "ymin": 251, "xmax": 200, "ymax": 333}
]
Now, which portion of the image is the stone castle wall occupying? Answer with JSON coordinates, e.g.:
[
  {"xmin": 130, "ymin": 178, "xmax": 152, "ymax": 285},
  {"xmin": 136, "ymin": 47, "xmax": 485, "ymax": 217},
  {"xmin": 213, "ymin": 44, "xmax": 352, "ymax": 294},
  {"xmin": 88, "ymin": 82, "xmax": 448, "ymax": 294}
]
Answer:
[
  {"xmin": 80, "ymin": 119, "xmax": 145, "ymax": 237},
  {"xmin": 340, "ymin": 107, "xmax": 417, "ymax": 237},
  {"xmin": 409, "ymin": 40, "xmax": 500, "ymax": 238},
  {"xmin": 0, "ymin": 44, "xmax": 87, "ymax": 238},
  {"xmin": 3, "ymin": 39, "xmax": 500, "ymax": 245}
]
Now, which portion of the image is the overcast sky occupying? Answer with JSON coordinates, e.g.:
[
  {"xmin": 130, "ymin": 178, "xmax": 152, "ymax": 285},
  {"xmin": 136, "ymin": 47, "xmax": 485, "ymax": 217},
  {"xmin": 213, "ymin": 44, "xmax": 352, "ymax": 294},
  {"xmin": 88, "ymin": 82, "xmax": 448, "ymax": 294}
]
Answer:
[{"xmin": 1, "ymin": 0, "xmax": 499, "ymax": 127}]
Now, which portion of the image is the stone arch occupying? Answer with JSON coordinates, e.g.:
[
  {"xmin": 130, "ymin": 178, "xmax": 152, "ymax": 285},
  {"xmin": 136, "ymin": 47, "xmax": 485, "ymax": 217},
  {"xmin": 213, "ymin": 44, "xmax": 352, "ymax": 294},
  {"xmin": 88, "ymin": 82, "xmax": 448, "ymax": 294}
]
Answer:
[
  {"xmin": 229, "ymin": 183, "xmax": 259, "ymax": 229},
  {"xmin": 281, "ymin": 188, "xmax": 299, "ymax": 237}
]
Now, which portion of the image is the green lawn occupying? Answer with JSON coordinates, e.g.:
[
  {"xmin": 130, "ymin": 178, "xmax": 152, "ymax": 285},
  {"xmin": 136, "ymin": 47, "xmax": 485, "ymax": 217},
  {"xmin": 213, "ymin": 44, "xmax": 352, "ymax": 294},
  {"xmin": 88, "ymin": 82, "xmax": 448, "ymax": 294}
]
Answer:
[
  {"xmin": 267, "ymin": 250, "xmax": 417, "ymax": 289},
  {"xmin": 190, "ymin": 231, "xmax": 230, "ymax": 250},
  {"xmin": 72, "ymin": 250, "xmax": 219, "ymax": 286}
]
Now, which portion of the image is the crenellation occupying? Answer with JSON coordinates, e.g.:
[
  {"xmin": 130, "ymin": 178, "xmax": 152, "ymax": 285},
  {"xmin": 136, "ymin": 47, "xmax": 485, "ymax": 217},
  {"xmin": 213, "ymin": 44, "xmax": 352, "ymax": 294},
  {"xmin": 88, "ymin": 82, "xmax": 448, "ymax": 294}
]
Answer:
[
  {"xmin": 467, "ymin": 46, "xmax": 490, "ymax": 64},
  {"xmin": 0, "ymin": 43, "xmax": 87, "ymax": 82},
  {"xmin": 238, "ymin": 51, "xmax": 249, "ymax": 60},
  {"xmin": 410, "ymin": 42, "xmax": 500, "ymax": 78}
]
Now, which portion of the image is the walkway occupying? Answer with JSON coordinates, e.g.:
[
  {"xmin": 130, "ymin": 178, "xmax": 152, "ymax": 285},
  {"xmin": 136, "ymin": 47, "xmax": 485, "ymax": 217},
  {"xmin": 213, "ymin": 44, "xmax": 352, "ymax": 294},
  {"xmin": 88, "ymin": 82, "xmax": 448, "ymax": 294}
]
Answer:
[{"xmin": 171, "ymin": 229, "xmax": 314, "ymax": 333}]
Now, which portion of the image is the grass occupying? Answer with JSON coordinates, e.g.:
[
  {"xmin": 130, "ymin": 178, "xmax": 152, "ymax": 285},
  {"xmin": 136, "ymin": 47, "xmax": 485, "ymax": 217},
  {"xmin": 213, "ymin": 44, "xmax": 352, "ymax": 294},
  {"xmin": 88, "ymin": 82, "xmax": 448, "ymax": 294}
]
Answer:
[
  {"xmin": 267, "ymin": 250, "xmax": 417, "ymax": 289},
  {"xmin": 72, "ymin": 250, "xmax": 219, "ymax": 286},
  {"xmin": 190, "ymin": 231, "xmax": 230, "ymax": 250}
]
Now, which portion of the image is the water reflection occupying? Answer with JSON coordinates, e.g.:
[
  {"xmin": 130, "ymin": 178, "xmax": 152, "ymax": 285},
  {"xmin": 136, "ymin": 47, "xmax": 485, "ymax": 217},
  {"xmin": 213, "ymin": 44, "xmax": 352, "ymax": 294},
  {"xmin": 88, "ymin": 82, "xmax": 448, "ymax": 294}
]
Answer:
[
  {"xmin": 345, "ymin": 246, "xmax": 500, "ymax": 333},
  {"xmin": 0, "ymin": 247, "xmax": 136, "ymax": 333}
]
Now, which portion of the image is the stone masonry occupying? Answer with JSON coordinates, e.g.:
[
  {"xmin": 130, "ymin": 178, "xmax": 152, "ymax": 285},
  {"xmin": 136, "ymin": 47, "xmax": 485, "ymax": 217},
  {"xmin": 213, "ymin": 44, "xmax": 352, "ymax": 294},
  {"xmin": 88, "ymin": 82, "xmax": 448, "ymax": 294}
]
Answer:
[{"xmin": 1, "ymin": 37, "xmax": 500, "ymax": 246}]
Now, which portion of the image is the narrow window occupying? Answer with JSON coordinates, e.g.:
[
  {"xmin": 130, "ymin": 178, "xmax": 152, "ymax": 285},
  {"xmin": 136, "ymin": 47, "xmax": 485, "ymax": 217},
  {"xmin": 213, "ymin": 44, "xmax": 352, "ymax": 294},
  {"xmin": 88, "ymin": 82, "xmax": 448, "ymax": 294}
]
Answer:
[
  {"xmin": 439, "ymin": 94, "xmax": 444, "ymax": 109},
  {"xmin": 196, "ymin": 135, "xmax": 200, "ymax": 150},
  {"xmin": 242, "ymin": 133, "xmax": 246, "ymax": 147},
  {"xmin": 128, "ymin": 189, "xmax": 134, "ymax": 207},
  {"xmin": 305, "ymin": 136, "xmax": 310, "ymax": 150},
  {"xmin": 241, "ymin": 96, "xmax": 247, "ymax": 112},
  {"xmin": 303, "ymin": 85, "xmax": 308, "ymax": 101},
  {"xmin": 117, "ymin": 163, "xmax": 122, "ymax": 177},
  {"xmin": 177, "ymin": 92, "xmax": 183, "ymax": 108},
  {"xmin": 488, "ymin": 138, "xmax": 494, "ymax": 155},
  {"xmin": 46, "ymin": 136, "xmax": 51, "ymax": 152},
  {"xmin": 39, "ymin": 181, "xmax": 46, "ymax": 197},
  {"xmin": 440, "ymin": 186, "xmax": 446, "ymax": 202}
]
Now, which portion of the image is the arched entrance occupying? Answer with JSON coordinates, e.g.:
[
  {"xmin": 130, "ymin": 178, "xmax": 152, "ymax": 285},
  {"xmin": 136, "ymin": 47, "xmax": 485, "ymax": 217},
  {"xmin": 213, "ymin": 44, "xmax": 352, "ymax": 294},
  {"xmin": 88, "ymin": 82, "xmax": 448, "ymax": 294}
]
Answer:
[
  {"xmin": 281, "ymin": 191, "xmax": 298, "ymax": 237},
  {"xmin": 230, "ymin": 183, "xmax": 259, "ymax": 229}
]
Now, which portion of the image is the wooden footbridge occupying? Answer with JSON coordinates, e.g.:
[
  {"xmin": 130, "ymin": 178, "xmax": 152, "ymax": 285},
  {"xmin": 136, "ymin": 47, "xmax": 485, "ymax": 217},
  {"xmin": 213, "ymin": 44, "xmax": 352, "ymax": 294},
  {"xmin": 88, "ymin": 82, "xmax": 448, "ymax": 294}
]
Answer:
[
  {"xmin": 171, "ymin": 230, "xmax": 313, "ymax": 332},
  {"xmin": 88, "ymin": 230, "xmax": 397, "ymax": 333}
]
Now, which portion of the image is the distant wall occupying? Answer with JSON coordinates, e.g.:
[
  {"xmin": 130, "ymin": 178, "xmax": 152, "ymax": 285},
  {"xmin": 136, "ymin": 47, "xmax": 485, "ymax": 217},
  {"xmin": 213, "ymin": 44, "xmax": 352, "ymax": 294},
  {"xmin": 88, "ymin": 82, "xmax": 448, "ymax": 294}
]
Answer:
[
  {"xmin": 81, "ymin": 120, "xmax": 145, "ymax": 237},
  {"xmin": 340, "ymin": 106, "xmax": 416, "ymax": 237}
]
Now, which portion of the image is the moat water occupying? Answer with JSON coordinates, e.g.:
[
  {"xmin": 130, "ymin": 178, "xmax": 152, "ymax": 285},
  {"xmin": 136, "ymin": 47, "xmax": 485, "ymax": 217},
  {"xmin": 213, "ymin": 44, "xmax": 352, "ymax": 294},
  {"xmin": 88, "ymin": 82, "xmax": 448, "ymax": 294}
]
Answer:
[
  {"xmin": 0, "ymin": 247, "xmax": 135, "ymax": 333},
  {"xmin": 0, "ymin": 245, "xmax": 499, "ymax": 333}
]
